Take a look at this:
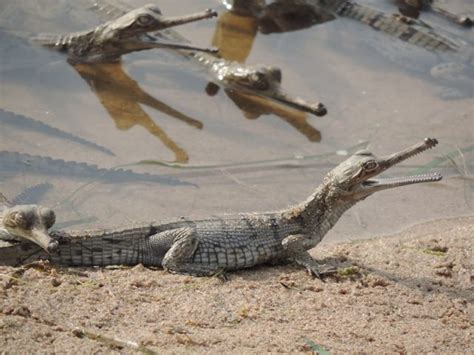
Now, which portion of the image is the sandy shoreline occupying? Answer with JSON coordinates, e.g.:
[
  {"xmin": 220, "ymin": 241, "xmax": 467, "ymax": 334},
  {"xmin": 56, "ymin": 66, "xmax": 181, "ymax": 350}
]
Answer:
[{"xmin": 0, "ymin": 215, "xmax": 472, "ymax": 353}]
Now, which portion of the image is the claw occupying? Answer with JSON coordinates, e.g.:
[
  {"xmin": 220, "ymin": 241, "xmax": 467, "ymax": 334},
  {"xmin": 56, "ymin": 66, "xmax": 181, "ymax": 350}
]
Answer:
[{"xmin": 307, "ymin": 265, "xmax": 337, "ymax": 280}]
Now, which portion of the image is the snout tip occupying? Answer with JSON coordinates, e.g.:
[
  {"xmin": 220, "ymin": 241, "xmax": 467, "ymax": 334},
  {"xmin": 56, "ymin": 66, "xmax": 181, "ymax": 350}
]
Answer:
[
  {"xmin": 424, "ymin": 138, "xmax": 438, "ymax": 147},
  {"xmin": 207, "ymin": 9, "xmax": 218, "ymax": 18},
  {"xmin": 208, "ymin": 46, "xmax": 219, "ymax": 54},
  {"xmin": 47, "ymin": 240, "xmax": 59, "ymax": 253},
  {"xmin": 459, "ymin": 16, "xmax": 473, "ymax": 27},
  {"xmin": 313, "ymin": 103, "xmax": 327, "ymax": 117}
]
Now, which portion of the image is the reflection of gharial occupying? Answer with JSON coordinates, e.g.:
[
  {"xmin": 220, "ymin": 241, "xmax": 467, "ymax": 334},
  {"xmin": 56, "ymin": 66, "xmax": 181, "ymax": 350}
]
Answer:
[
  {"xmin": 0, "ymin": 151, "xmax": 192, "ymax": 186},
  {"xmin": 1, "ymin": 139, "xmax": 442, "ymax": 278},
  {"xmin": 73, "ymin": 62, "xmax": 202, "ymax": 163},
  {"xmin": 33, "ymin": 5, "xmax": 219, "ymax": 63},
  {"xmin": 0, "ymin": 108, "xmax": 114, "ymax": 156},
  {"xmin": 90, "ymin": 0, "xmax": 327, "ymax": 117}
]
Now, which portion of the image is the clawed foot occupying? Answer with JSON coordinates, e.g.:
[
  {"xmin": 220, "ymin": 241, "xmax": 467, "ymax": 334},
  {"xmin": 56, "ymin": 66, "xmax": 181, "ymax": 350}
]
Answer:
[
  {"xmin": 306, "ymin": 264, "xmax": 337, "ymax": 280},
  {"xmin": 213, "ymin": 269, "xmax": 229, "ymax": 282}
]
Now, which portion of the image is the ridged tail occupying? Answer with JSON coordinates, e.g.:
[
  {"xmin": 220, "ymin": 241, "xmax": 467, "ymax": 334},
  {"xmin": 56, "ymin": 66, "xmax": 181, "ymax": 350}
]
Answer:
[
  {"xmin": 336, "ymin": 1, "xmax": 459, "ymax": 52},
  {"xmin": 0, "ymin": 226, "xmax": 162, "ymax": 267}
]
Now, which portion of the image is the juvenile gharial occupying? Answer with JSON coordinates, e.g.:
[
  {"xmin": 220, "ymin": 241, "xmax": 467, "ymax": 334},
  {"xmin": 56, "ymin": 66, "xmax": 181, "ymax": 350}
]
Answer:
[
  {"xmin": 302, "ymin": 0, "xmax": 461, "ymax": 52},
  {"xmin": 0, "ymin": 139, "xmax": 441, "ymax": 277},
  {"xmin": 88, "ymin": 0, "xmax": 327, "ymax": 116},
  {"xmin": 33, "ymin": 4, "xmax": 219, "ymax": 63}
]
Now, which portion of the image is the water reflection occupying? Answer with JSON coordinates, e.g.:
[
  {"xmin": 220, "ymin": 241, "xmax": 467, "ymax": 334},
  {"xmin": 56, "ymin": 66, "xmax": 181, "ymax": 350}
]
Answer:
[
  {"xmin": 73, "ymin": 62, "xmax": 202, "ymax": 163},
  {"xmin": 208, "ymin": 0, "xmax": 323, "ymax": 141}
]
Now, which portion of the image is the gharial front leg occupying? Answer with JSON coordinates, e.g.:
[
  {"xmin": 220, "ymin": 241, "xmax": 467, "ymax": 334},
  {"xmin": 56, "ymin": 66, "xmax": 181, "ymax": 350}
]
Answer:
[
  {"xmin": 150, "ymin": 227, "xmax": 223, "ymax": 276},
  {"xmin": 281, "ymin": 234, "xmax": 336, "ymax": 279}
]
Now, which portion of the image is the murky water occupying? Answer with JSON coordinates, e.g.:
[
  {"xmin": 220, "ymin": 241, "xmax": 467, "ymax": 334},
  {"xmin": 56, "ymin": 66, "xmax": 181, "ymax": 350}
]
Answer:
[{"xmin": 0, "ymin": 0, "xmax": 472, "ymax": 242}]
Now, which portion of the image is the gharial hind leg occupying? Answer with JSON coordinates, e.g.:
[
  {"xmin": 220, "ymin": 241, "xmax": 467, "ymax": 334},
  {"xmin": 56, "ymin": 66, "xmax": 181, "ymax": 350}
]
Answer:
[{"xmin": 155, "ymin": 227, "xmax": 222, "ymax": 276}]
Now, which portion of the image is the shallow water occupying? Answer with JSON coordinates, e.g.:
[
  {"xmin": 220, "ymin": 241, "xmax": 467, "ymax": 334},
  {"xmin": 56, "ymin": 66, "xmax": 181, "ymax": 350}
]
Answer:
[{"xmin": 0, "ymin": 0, "xmax": 473, "ymax": 242}]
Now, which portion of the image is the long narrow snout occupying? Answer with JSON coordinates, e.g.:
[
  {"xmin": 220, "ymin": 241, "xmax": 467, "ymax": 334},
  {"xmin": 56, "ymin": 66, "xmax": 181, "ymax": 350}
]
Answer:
[
  {"xmin": 271, "ymin": 92, "xmax": 327, "ymax": 117},
  {"xmin": 378, "ymin": 138, "xmax": 439, "ymax": 172},
  {"xmin": 137, "ymin": 36, "xmax": 219, "ymax": 53},
  {"xmin": 26, "ymin": 228, "xmax": 59, "ymax": 253},
  {"xmin": 362, "ymin": 138, "xmax": 442, "ymax": 194},
  {"xmin": 152, "ymin": 9, "xmax": 218, "ymax": 31}
]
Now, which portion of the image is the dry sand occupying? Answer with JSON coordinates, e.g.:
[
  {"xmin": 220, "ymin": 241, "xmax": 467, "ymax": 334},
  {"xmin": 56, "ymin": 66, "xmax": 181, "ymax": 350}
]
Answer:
[{"xmin": 0, "ymin": 216, "xmax": 472, "ymax": 354}]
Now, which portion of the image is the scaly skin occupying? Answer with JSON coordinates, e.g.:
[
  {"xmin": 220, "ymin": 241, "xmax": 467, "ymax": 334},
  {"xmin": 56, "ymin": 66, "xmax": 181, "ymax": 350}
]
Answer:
[
  {"xmin": 317, "ymin": 0, "xmax": 460, "ymax": 52},
  {"xmin": 1, "ymin": 139, "xmax": 441, "ymax": 277},
  {"xmin": 32, "ymin": 5, "xmax": 218, "ymax": 63}
]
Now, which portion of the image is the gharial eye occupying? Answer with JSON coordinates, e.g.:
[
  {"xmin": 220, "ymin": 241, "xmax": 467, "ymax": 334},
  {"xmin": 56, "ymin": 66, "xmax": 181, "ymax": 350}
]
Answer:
[
  {"xmin": 15, "ymin": 212, "xmax": 27, "ymax": 226},
  {"xmin": 268, "ymin": 67, "xmax": 282, "ymax": 83},
  {"xmin": 137, "ymin": 14, "xmax": 154, "ymax": 26},
  {"xmin": 250, "ymin": 72, "xmax": 269, "ymax": 90},
  {"xmin": 41, "ymin": 208, "xmax": 56, "ymax": 229},
  {"xmin": 6, "ymin": 211, "xmax": 27, "ymax": 228},
  {"xmin": 363, "ymin": 160, "xmax": 378, "ymax": 172}
]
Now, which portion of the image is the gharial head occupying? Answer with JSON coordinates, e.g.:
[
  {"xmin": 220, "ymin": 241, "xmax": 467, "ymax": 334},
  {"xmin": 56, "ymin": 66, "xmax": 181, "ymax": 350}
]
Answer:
[
  {"xmin": 220, "ymin": 64, "xmax": 327, "ymax": 116},
  {"xmin": 99, "ymin": 5, "xmax": 218, "ymax": 49},
  {"xmin": 105, "ymin": 5, "xmax": 217, "ymax": 37},
  {"xmin": 324, "ymin": 138, "xmax": 442, "ymax": 202},
  {"xmin": 1, "ymin": 205, "xmax": 58, "ymax": 253},
  {"xmin": 234, "ymin": 65, "xmax": 283, "ymax": 91}
]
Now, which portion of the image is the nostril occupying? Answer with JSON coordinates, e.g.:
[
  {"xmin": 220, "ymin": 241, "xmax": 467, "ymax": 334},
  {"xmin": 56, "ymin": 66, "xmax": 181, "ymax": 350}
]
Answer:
[{"xmin": 47, "ymin": 241, "xmax": 59, "ymax": 253}]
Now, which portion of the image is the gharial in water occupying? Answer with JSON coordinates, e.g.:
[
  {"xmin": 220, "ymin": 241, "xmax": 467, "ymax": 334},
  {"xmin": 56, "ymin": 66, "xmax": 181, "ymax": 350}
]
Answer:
[{"xmin": 32, "ymin": 5, "xmax": 219, "ymax": 63}]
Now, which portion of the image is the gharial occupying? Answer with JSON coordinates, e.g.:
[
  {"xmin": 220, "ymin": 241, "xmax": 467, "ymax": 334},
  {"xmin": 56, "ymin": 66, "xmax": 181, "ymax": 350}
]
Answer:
[
  {"xmin": 32, "ymin": 5, "xmax": 219, "ymax": 63},
  {"xmin": 87, "ymin": 0, "xmax": 327, "ymax": 116},
  {"xmin": 0, "ymin": 138, "xmax": 441, "ymax": 277}
]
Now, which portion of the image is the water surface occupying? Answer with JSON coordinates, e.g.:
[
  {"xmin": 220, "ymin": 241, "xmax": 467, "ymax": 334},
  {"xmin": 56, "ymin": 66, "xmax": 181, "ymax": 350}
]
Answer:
[{"xmin": 0, "ymin": 0, "xmax": 472, "ymax": 242}]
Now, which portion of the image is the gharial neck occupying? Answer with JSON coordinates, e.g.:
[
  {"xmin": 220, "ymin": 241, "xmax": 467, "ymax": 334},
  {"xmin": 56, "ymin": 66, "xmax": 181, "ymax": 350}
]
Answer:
[{"xmin": 281, "ymin": 179, "xmax": 358, "ymax": 245}]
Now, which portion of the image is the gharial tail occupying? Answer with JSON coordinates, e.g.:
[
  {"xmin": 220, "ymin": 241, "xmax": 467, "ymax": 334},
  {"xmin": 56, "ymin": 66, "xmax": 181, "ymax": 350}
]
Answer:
[
  {"xmin": 335, "ymin": 1, "xmax": 460, "ymax": 52},
  {"xmin": 0, "ymin": 226, "xmax": 160, "ymax": 267}
]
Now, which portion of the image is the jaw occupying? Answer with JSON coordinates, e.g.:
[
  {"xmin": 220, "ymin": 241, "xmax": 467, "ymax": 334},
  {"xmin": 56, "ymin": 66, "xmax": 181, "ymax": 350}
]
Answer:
[
  {"xmin": 269, "ymin": 90, "xmax": 327, "ymax": 117},
  {"xmin": 230, "ymin": 81, "xmax": 327, "ymax": 117},
  {"xmin": 353, "ymin": 138, "xmax": 442, "ymax": 198},
  {"xmin": 146, "ymin": 8, "xmax": 218, "ymax": 31},
  {"xmin": 121, "ymin": 35, "xmax": 219, "ymax": 54},
  {"xmin": 6, "ymin": 227, "xmax": 58, "ymax": 253},
  {"xmin": 104, "ymin": 7, "xmax": 218, "ymax": 55}
]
